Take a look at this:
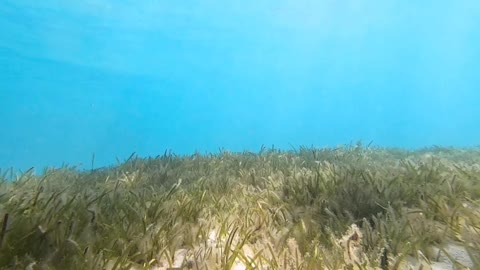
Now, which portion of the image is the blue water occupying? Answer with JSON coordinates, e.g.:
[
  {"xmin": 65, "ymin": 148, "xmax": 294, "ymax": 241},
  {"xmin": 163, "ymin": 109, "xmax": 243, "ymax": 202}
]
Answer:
[{"xmin": 1, "ymin": 1, "xmax": 480, "ymax": 171}]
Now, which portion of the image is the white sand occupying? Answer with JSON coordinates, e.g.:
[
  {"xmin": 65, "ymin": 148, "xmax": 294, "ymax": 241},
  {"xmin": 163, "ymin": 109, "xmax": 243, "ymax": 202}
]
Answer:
[{"xmin": 431, "ymin": 243, "xmax": 474, "ymax": 270}]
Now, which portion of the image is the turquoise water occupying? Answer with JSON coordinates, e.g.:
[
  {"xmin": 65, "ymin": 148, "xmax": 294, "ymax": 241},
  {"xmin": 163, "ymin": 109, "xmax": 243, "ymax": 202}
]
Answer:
[{"xmin": 1, "ymin": 1, "xmax": 479, "ymax": 171}]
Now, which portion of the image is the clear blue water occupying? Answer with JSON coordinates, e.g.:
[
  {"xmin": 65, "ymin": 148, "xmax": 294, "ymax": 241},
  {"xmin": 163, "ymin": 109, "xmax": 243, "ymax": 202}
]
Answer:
[{"xmin": 1, "ymin": 1, "xmax": 480, "ymax": 171}]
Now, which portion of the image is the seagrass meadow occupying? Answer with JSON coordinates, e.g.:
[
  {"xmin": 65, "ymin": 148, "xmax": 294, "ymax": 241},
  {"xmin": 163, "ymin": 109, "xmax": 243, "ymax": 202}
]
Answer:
[{"xmin": 0, "ymin": 145, "xmax": 479, "ymax": 270}]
